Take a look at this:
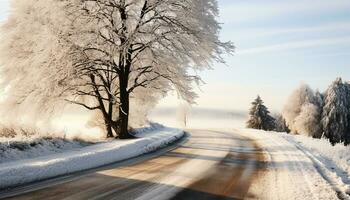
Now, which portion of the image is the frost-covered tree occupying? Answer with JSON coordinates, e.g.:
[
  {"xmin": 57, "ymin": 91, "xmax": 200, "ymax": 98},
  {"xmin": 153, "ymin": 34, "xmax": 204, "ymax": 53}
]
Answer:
[
  {"xmin": 246, "ymin": 96, "xmax": 275, "ymax": 131},
  {"xmin": 322, "ymin": 78, "xmax": 350, "ymax": 145},
  {"xmin": 315, "ymin": 90, "xmax": 325, "ymax": 109},
  {"xmin": 0, "ymin": 0, "xmax": 233, "ymax": 139},
  {"xmin": 273, "ymin": 113, "xmax": 290, "ymax": 133},
  {"xmin": 282, "ymin": 84, "xmax": 323, "ymax": 137},
  {"xmin": 294, "ymin": 103, "xmax": 322, "ymax": 137},
  {"xmin": 313, "ymin": 90, "xmax": 324, "ymax": 138}
]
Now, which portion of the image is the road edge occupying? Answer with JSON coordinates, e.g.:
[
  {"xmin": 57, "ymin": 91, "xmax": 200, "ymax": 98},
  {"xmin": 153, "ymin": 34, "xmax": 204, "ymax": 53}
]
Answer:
[{"xmin": 0, "ymin": 132, "xmax": 189, "ymax": 199}]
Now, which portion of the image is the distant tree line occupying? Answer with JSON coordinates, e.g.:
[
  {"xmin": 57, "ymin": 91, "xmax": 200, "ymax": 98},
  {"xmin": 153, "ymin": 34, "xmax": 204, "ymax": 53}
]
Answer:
[{"xmin": 247, "ymin": 77, "xmax": 350, "ymax": 146}]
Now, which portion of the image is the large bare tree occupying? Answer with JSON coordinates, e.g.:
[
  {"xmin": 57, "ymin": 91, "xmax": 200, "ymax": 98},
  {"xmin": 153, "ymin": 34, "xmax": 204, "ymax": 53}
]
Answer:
[{"xmin": 0, "ymin": 0, "xmax": 233, "ymax": 139}]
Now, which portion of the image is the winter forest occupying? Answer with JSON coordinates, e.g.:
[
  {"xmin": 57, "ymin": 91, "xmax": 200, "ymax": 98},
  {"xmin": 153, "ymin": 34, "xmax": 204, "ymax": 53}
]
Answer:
[{"xmin": 247, "ymin": 77, "xmax": 350, "ymax": 146}]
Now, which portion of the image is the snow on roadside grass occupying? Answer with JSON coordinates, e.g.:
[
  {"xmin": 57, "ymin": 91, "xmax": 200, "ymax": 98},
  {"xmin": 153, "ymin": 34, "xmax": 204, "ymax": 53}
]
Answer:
[
  {"xmin": 0, "ymin": 126, "xmax": 184, "ymax": 189},
  {"xmin": 0, "ymin": 137, "xmax": 92, "ymax": 163}
]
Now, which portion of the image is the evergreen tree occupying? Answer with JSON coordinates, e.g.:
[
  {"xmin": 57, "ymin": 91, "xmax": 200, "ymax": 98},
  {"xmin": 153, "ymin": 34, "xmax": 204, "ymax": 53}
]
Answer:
[
  {"xmin": 247, "ymin": 96, "xmax": 275, "ymax": 131},
  {"xmin": 274, "ymin": 113, "xmax": 290, "ymax": 133},
  {"xmin": 322, "ymin": 78, "xmax": 350, "ymax": 145},
  {"xmin": 313, "ymin": 90, "xmax": 324, "ymax": 138},
  {"xmin": 315, "ymin": 90, "xmax": 325, "ymax": 109}
]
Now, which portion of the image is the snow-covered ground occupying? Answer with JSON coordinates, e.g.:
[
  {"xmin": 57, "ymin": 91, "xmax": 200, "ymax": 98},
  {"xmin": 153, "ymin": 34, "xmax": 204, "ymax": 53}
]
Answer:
[
  {"xmin": 0, "ymin": 126, "xmax": 184, "ymax": 189},
  {"xmin": 240, "ymin": 128, "xmax": 350, "ymax": 200}
]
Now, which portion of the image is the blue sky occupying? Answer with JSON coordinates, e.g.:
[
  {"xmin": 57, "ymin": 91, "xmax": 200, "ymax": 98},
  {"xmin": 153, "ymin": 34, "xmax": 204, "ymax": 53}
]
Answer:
[
  {"xmin": 1, "ymin": 0, "xmax": 350, "ymax": 112},
  {"xmin": 217, "ymin": 0, "xmax": 350, "ymax": 88},
  {"xmin": 0, "ymin": 0, "xmax": 9, "ymax": 22},
  {"xmin": 198, "ymin": 0, "xmax": 350, "ymax": 111}
]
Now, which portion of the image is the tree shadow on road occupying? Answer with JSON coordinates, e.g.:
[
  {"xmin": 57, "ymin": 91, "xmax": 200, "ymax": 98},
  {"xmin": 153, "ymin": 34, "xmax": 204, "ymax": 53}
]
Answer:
[{"xmin": 4, "ymin": 173, "xmax": 238, "ymax": 200}]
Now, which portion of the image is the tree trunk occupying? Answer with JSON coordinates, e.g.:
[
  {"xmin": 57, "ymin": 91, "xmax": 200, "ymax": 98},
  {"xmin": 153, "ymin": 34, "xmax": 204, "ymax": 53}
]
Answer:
[
  {"xmin": 117, "ymin": 76, "xmax": 133, "ymax": 139},
  {"xmin": 105, "ymin": 120, "xmax": 114, "ymax": 138},
  {"xmin": 106, "ymin": 100, "xmax": 114, "ymax": 138}
]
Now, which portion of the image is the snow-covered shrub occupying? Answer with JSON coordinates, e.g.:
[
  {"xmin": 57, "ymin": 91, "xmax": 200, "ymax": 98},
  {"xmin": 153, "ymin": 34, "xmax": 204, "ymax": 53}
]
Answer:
[
  {"xmin": 0, "ymin": 125, "xmax": 38, "ymax": 138},
  {"xmin": 0, "ymin": 127, "xmax": 17, "ymax": 138}
]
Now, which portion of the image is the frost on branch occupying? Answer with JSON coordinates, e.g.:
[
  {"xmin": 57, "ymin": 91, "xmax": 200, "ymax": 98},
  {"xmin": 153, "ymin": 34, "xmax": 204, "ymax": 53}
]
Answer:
[{"xmin": 0, "ymin": 0, "xmax": 233, "ymax": 138}]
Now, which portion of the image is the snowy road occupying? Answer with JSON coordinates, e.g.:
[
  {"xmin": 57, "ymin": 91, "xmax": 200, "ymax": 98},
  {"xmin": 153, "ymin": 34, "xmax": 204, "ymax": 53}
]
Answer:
[
  {"xmin": 0, "ymin": 129, "xmax": 345, "ymax": 200},
  {"xmin": 0, "ymin": 129, "xmax": 264, "ymax": 200}
]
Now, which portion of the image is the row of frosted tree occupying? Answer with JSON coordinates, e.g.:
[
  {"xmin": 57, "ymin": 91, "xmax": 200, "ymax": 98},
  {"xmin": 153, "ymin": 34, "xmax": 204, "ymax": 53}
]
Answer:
[{"xmin": 247, "ymin": 78, "xmax": 350, "ymax": 145}]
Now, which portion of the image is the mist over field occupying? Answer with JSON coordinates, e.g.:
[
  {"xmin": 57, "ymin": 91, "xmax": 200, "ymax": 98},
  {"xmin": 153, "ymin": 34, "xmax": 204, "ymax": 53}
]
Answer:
[{"xmin": 149, "ymin": 107, "xmax": 247, "ymax": 129}]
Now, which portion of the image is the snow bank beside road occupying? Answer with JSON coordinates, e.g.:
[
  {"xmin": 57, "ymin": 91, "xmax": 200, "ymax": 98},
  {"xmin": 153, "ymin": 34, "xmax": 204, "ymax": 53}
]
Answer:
[
  {"xmin": 0, "ymin": 127, "xmax": 184, "ymax": 189},
  {"xmin": 240, "ymin": 128, "xmax": 349, "ymax": 199},
  {"xmin": 283, "ymin": 134, "xmax": 350, "ymax": 195}
]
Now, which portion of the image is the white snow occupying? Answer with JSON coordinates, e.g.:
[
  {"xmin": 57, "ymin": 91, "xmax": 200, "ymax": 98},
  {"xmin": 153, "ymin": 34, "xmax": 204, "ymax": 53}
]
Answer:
[
  {"xmin": 239, "ymin": 128, "xmax": 349, "ymax": 200},
  {"xmin": 284, "ymin": 133, "xmax": 350, "ymax": 196},
  {"xmin": 0, "ymin": 127, "xmax": 184, "ymax": 189}
]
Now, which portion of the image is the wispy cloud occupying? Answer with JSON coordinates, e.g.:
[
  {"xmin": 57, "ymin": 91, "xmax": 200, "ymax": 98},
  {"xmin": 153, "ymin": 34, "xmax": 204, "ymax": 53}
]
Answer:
[
  {"xmin": 230, "ymin": 22, "xmax": 350, "ymax": 39},
  {"xmin": 220, "ymin": 0, "xmax": 350, "ymax": 24},
  {"xmin": 238, "ymin": 36, "xmax": 350, "ymax": 55}
]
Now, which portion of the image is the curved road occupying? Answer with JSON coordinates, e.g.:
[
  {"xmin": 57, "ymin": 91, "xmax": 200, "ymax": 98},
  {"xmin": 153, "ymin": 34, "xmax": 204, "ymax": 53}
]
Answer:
[{"xmin": 1, "ymin": 130, "xmax": 266, "ymax": 200}]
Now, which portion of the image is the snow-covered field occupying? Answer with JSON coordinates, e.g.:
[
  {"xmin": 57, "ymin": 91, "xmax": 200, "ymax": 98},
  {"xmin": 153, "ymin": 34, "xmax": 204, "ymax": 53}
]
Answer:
[
  {"xmin": 241, "ymin": 128, "xmax": 350, "ymax": 200},
  {"xmin": 0, "ymin": 126, "xmax": 184, "ymax": 189}
]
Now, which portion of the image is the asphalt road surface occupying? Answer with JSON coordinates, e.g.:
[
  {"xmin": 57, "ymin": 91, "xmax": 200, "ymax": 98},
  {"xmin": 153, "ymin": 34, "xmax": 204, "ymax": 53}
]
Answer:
[{"xmin": 0, "ymin": 129, "xmax": 266, "ymax": 200}]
